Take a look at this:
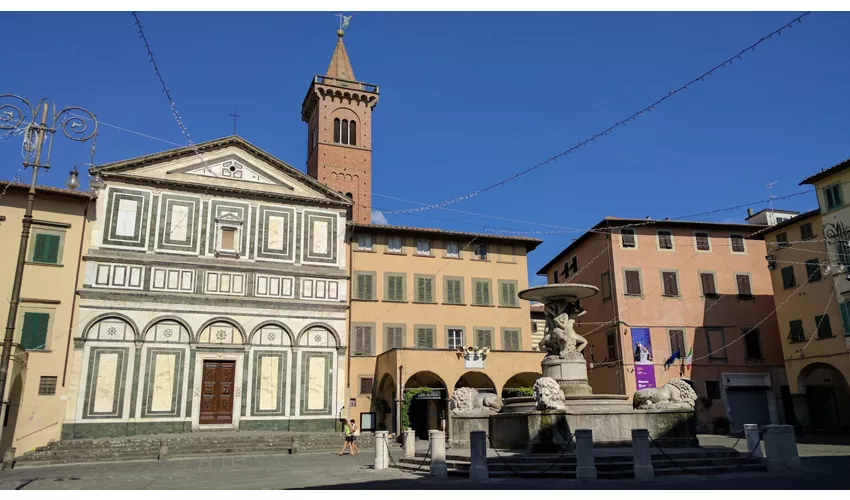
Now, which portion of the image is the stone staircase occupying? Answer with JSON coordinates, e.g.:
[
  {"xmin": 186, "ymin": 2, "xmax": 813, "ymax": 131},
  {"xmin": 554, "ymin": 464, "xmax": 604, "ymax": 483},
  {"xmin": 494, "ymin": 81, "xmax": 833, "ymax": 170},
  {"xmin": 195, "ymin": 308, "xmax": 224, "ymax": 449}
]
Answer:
[
  {"xmin": 16, "ymin": 431, "xmax": 376, "ymax": 466},
  {"xmin": 392, "ymin": 447, "xmax": 766, "ymax": 479}
]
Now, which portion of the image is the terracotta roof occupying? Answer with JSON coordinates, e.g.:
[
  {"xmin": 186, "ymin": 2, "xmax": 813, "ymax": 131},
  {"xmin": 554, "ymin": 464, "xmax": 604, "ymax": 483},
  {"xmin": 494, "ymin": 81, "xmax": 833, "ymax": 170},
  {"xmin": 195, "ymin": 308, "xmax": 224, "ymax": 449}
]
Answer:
[
  {"xmin": 746, "ymin": 209, "xmax": 820, "ymax": 239},
  {"xmin": 0, "ymin": 182, "xmax": 94, "ymax": 200},
  {"xmin": 325, "ymin": 32, "xmax": 357, "ymax": 81},
  {"xmin": 348, "ymin": 222, "xmax": 543, "ymax": 251},
  {"xmin": 799, "ymin": 158, "xmax": 850, "ymax": 185},
  {"xmin": 535, "ymin": 216, "xmax": 769, "ymax": 276}
]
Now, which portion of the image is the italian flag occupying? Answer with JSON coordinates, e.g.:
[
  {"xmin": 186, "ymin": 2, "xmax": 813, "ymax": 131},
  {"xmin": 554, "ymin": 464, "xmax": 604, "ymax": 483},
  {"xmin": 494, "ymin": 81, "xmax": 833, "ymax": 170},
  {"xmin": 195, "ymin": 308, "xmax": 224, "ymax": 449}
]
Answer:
[{"xmin": 685, "ymin": 346, "xmax": 693, "ymax": 369}]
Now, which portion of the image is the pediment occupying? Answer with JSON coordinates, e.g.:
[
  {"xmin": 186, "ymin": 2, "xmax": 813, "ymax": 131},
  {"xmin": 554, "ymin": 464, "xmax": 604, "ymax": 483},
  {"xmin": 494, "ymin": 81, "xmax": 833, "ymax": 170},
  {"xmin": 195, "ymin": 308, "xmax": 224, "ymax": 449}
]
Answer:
[{"xmin": 172, "ymin": 157, "xmax": 286, "ymax": 187}]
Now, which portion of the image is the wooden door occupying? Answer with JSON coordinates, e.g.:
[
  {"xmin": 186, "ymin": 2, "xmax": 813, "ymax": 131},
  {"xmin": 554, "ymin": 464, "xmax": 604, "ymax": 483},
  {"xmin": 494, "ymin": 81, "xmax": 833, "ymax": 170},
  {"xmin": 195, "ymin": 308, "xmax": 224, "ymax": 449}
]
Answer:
[{"xmin": 199, "ymin": 360, "xmax": 236, "ymax": 425}]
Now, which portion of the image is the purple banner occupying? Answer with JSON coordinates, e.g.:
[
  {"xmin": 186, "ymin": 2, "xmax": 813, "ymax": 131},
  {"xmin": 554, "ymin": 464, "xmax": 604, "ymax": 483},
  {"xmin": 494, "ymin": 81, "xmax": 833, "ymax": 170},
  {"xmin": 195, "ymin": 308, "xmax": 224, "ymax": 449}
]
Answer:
[{"xmin": 631, "ymin": 327, "xmax": 657, "ymax": 390}]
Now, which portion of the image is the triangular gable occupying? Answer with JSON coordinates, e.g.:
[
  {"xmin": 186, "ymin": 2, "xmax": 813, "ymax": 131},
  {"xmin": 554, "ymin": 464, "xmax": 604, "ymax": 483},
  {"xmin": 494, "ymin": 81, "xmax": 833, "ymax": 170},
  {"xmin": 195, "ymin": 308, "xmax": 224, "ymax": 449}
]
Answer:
[{"xmin": 167, "ymin": 155, "xmax": 293, "ymax": 189}]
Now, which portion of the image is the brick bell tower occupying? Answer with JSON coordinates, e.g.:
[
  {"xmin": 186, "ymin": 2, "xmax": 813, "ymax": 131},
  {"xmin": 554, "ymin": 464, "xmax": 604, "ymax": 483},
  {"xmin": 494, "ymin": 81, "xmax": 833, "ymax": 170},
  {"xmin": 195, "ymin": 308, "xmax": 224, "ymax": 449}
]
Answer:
[{"xmin": 302, "ymin": 28, "xmax": 379, "ymax": 224}]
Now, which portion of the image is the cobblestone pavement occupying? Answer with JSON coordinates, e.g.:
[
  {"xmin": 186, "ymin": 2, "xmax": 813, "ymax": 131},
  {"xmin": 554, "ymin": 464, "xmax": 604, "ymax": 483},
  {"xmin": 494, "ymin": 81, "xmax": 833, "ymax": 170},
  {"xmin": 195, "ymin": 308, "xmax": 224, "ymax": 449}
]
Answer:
[{"xmin": 1, "ymin": 434, "xmax": 848, "ymax": 490}]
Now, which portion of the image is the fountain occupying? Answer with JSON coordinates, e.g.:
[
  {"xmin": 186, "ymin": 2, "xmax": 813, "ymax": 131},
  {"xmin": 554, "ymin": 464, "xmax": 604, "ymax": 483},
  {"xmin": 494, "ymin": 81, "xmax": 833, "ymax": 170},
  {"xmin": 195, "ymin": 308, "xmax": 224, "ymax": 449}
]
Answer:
[{"xmin": 458, "ymin": 283, "xmax": 699, "ymax": 452}]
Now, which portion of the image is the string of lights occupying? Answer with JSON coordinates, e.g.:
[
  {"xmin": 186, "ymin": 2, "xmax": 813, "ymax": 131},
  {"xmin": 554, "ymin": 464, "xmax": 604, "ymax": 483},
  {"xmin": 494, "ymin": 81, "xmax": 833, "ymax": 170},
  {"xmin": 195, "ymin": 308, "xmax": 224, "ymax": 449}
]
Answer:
[
  {"xmin": 379, "ymin": 12, "xmax": 812, "ymax": 216},
  {"xmin": 790, "ymin": 283, "xmax": 836, "ymax": 359}
]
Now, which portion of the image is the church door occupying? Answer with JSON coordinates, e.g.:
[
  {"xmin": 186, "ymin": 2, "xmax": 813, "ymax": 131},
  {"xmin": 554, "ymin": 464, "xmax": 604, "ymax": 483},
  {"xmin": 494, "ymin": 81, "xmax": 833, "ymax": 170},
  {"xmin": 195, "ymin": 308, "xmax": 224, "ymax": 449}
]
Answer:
[{"xmin": 199, "ymin": 360, "xmax": 236, "ymax": 425}]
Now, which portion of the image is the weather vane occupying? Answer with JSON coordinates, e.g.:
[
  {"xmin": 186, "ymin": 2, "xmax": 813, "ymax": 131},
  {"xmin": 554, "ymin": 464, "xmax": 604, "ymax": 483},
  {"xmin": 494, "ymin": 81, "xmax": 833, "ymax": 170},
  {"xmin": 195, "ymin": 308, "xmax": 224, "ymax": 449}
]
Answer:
[{"xmin": 335, "ymin": 13, "xmax": 352, "ymax": 34}]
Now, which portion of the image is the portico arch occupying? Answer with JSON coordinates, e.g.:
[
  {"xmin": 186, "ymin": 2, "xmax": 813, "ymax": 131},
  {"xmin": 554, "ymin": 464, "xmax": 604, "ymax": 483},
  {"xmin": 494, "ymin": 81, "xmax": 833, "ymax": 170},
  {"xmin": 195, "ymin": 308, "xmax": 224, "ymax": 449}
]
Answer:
[
  {"xmin": 404, "ymin": 371, "xmax": 447, "ymax": 440},
  {"xmin": 797, "ymin": 362, "xmax": 850, "ymax": 430}
]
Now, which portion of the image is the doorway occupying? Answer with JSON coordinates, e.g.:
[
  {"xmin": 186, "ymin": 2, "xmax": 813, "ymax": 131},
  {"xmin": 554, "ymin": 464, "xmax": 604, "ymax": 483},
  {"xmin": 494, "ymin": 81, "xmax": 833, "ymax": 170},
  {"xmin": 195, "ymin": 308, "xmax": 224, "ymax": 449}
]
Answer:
[{"xmin": 199, "ymin": 360, "xmax": 236, "ymax": 425}]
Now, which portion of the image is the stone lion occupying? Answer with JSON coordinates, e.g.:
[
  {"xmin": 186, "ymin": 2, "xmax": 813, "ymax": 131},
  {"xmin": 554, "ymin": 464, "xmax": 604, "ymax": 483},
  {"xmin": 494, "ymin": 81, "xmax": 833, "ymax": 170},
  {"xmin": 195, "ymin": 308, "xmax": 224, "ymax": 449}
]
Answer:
[
  {"xmin": 533, "ymin": 377, "xmax": 567, "ymax": 410},
  {"xmin": 633, "ymin": 379, "xmax": 698, "ymax": 410},
  {"xmin": 449, "ymin": 387, "xmax": 502, "ymax": 415}
]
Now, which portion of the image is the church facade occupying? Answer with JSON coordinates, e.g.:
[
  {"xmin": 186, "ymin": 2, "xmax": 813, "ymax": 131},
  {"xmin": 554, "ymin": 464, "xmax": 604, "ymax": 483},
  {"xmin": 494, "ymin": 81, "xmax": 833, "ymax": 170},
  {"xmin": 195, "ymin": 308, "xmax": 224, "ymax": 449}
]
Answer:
[{"xmin": 62, "ymin": 137, "xmax": 352, "ymax": 438}]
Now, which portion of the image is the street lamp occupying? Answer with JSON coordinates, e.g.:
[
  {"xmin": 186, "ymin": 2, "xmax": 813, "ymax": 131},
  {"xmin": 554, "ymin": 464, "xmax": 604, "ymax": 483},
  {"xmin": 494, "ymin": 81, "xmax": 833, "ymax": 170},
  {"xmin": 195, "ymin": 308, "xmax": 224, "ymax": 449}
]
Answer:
[{"xmin": 0, "ymin": 94, "xmax": 97, "ymax": 423}]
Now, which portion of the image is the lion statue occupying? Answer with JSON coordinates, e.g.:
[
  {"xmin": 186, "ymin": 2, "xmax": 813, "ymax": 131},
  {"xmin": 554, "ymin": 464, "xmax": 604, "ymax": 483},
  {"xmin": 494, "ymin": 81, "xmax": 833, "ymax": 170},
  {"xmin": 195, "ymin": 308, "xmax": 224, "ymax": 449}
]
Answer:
[
  {"xmin": 533, "ymin": 377, "xmax": 567, "ymax": 410},
  {"xmin": 449, "ymin": 387, "xmax": 502, "ymax": 416},
  {"xmin": 633, "ymin": 379, "xmax": 698, "ymax": 410}
]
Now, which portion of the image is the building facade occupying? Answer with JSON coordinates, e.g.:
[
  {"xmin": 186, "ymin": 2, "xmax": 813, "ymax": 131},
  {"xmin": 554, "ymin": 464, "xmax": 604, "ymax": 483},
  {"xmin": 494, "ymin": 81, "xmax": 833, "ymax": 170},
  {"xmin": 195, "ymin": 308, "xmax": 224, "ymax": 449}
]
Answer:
[
  {"xmin": 755, "ymin": 210, "xmax": 850, "ymax": 431},
  {"xmin": 537, "ymin": 217, "xmax": 788, "ymax": 433},
  {"xmin": 61, "ymin": 137, "xmax": 352, "ymax": 439},
  {"xmin": 0, "ymin": 184, "xmax": 94, "ymax": 455},
  {"xmin": 346, "ymin": 224, "xmax": 542, "ymax": 439}
]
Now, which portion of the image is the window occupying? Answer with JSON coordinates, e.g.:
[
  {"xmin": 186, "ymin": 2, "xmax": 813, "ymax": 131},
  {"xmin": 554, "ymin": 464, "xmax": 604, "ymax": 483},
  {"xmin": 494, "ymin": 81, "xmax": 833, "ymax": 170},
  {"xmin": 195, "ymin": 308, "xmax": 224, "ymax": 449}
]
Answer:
[
  {"xmin": 816, "ymin": 314, "xmax": 833, "ymax": 339},
  {"xmin": 502, "ymin": 329, "xmax": 520, "ymax": 351},
  {"xmin": 20, "ymin": 311, "xmax": 50, "ymax": 350},
  {"xmin": 661, "ymin": 271, "xmax": 680, "ymax": 297},
  {"xmin": 385, "ymin": 325, "xmax": 405, "ymax": 351},
  {"xmin": 606, "ymin": 330, "xmax": 618, "ymax": 360},
  {"xmin": 446, "ymin": 241, "xmax": 459, "ymax": 258},
  {"xmin": 838, "ymin": 238, "xmax": 850, "ymax": 268},
  {"xmin": 668, "ymin": 329, "xmax": 685, "ymax": 358},
  {"xmin": 311, "ymin": 125, "xmax": 318, "ymax": 150},
  {"xmin": 800, "ymin": 223, "xmax": 814, "ymax": 241},
  {"xmin": 788, "ymin": 320, "xmax": 805, "ymax": 342},
  {"xmin": 824, "ymin": 183, "xmax": 843, "ymax": 211},
  {"xmin": 475, "ymin": 328, "xmax": 493, "ymax": 349},
  {"xmin": 356, "ymin": 234, "xmax": 373, "ymax": 251},
  {"xmin": 447, "ymin": 328, "xmax": 464, "ymax": 349},
  {"xmin": 781, "ymin": 266, "xmax": 796, "ymax": 289},
  {"xmin": 705, "ymin": 380, "xmax": 722, "ymax": 400},
  {"xmin": 444, "ymin": 277, "xmax": 463, "ymax": 305},
  {"xmin": 705, "ymin": 328, "xmax": 727, "ymax": 361},
  {"xmin": 333, "ymin": 118, "xmax": 340, "ymax": 143},
  {"xmin": 601, "ymin": 271, "xmax": 612, "ymax": 300},
  {"xmin": 385, "ymin": 274, "xmax": 405, "ymax": 302},
  {"xmin": 38, "ymin": 376, "xmax": 57, "ymax": 396},
  {"xmin": 355, "ymin": 272, "xmax": 375, "ymax": 300},
  {"xmin": 353, "ymin": 325, "xmax": 373, "ymax": 356},
  {"xmin": 699, "ymin": 272, "xmax": 717, "ymax": 297},
  {"xmin": 730, "ymin": 234, "xmax": 745, "ymax": 253},
  {"xmin": 349, "ymin": 121, "xmax": 357, "ymax": 146},
  {"xmin": 415, "ymin": 326, "xmax": 435, "ymax": 348},
  {"xmin": 552, "ymin": 270, "xmax": 559, "ymax": 284},
  {"xmin": 499, "ymin": 280, "xmax": 519, "ymax": 307},
  {"xmin": 743, "ymin": 328, "xmax": 762, "ymax": 359},
  {"xmin": 621, "ymin": 228, "xmax": 636, "ymax": 248},
  {"xmin": 474, "ymin": 244, "xmax": 488, "ymax": 261},
  {"xmin": 359, "ymin": 377, "xmax": 374, "ymax": 395},
  {"xmin": 473, "ymin": 279, "xmax": 492, "ymax": 306},
  {"xmin": 531, "ymin": 321, "xmax": 538, "ymax": 333},
  {"xmin": 806, "ymin": 259, "xmax": 822, "ymax": 282},
  {"xmin": 29, "ymin": 230, "xmax": 63, "ymax": 264},
  {"xmin": 414, "ymin": 275, "xmax": 435, "ymax": 303},
  {"xmin": 220, "ymin": 227, "xmax": 237, "ymax": 251},
  {"xmin": 560, "ymin": 256, "xmax": 578, "ymax": 280},
  {"xmin": 657, "ymin": 230, "xmax": 674, "ymax": 250},
  {"xmin": 840, "ymin": 302, "xmax": 850, "ymax": 336},
  {"xmin": 387, "ymin": 236, "xmax": 402, "ymax": 253},
  {"xmin": 736, "ymin": 274, "xmax": 753, "ymax": 298},
  {"xmin": 624, "ymin": 269, "xmax": 642, "ymax": 296},
  {"xmin": 694, "ymin": 232, "xmax": 710, "ymax": 252},
  {"xmin": 331, "ymin": 118, "xmax": 357, "ymax": 145},
  {"xmin": 776, "ymin": 232, "xmax": 789, "ymax": 248},
  {"xmin": 416, "ymin": 239, "xmax": 431, "ymax": 256}
]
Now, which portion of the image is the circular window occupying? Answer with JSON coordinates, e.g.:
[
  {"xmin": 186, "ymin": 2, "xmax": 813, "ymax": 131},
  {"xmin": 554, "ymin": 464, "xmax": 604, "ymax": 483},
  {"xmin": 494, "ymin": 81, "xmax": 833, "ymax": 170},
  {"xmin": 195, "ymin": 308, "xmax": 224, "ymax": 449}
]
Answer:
[{"xmin": 229, "ymin": 165, "xmax": 237, "ymax": 173}]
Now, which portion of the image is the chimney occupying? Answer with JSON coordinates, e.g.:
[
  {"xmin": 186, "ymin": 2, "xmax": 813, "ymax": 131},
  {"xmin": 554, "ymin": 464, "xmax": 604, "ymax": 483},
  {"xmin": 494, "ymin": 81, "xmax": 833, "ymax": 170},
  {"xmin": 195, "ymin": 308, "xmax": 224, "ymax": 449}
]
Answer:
[{"xmin": 747, "ymin": 208, "xmax": 754, "ymax": 217}]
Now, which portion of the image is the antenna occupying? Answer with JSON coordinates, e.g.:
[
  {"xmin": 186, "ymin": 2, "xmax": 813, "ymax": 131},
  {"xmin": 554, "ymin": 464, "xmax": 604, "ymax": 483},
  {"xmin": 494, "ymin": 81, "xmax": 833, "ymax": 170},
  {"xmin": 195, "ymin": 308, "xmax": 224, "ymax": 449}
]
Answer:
[{"xmin": 766, "ymin": 181, "xmax": 778, "ymax": 213}]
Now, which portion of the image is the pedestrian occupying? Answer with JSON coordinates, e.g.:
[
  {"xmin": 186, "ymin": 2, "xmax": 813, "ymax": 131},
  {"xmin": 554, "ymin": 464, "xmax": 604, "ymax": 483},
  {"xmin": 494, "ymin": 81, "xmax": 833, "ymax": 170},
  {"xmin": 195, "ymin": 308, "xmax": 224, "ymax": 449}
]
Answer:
[
  {"xmin": 348, "ymin": 419, "xmax": 360, "ymax": 456},
  {"xmin": 339, "ymin": 418, "xmax": 352, "ymax": 456}
]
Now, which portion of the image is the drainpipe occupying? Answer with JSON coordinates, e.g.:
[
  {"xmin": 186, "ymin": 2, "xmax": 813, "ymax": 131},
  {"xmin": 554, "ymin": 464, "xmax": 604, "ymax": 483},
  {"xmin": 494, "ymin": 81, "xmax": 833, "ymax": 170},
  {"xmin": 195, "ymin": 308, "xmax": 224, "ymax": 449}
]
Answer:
[
  {"xmin": 397, "ymin": 363, "xmax": 403, "ymax": 437},
  {"xmin": 62, "ymin": 195, "xmax": 92, "ymax": 386},
  {"xmin": 345, "ymin": 228, "xmax": 353, "ymax": 417},
  {"xmin": 605, "ymin": 224, "xmax": 626, "ymax": 396}
]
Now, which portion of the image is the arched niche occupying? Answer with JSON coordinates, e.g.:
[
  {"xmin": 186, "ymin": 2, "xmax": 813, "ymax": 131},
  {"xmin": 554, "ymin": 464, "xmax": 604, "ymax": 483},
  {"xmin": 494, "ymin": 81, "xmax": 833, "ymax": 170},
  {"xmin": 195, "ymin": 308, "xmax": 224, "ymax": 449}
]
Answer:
[
  {"xmin": 197, "ymin": 319, "xmax": 245, "ymax": 345},
  {"xmin": 297, "ymin": 325, "xmax": 339, "ymax": 348},
  {"xmin": 84, "ymin": 315, "xmax": 137, "ymax": 341},
  {"xmin": 143, "ymin": 318, "xmax": 192, "ymax": 344},
  {"xmin": 250, "ymin": 323, "xmax": 293, "ymax": 347}
]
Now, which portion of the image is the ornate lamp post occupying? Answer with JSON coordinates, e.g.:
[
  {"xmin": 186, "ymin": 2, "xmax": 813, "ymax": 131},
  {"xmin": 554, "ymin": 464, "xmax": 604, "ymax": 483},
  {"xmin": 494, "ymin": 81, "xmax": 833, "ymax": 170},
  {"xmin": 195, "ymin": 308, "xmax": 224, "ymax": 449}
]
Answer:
[{"xmin": 0, "ymin": 94, "xmax": 97, "ymax": 421}]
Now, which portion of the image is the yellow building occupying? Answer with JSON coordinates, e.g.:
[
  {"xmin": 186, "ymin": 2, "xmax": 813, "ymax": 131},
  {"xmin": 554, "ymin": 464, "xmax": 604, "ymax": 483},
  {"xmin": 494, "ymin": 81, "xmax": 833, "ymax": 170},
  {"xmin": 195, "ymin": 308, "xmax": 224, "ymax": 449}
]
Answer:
[
  {"xmin": 0, "ymin": 183, "xmax": 94, "ymax": 456},
  {"xmin": 346, "ymin": 223, "xmax": 542, "ymax": 439}
]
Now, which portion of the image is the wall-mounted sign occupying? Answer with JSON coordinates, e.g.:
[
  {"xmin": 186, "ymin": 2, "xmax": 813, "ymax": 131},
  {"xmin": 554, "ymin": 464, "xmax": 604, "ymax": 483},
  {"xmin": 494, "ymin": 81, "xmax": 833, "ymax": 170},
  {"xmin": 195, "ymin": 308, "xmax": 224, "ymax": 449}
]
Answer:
[
  {"xmin": 414, "ymin": 390, "xmax": 442, "ymax": 400},
  {"xmin": 464, "ymin": 355, "xmax": 484, "ymax": 370},
  {"xmin": 631, "ymin": 327, "xmax": 656, "ymax": 391},
  {"xmin": 349, "ymin": 398, "xmax": 356, "ymax": 407}
]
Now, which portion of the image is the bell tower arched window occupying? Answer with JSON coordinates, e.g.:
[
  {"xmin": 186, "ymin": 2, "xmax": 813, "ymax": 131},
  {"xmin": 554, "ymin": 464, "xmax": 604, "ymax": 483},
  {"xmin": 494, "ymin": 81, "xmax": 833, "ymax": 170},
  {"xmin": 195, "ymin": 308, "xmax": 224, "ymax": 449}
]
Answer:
[
  {"xmin": 333, "ymin": 118, "xmax": 340, "ymax": 143},
  {"xmin": 349, "ymin": 121, "xmax": 356, "ymax": 146},
  {"xmin": 332, "ymin": 118, "xmax": 357, "ymax": 146}
]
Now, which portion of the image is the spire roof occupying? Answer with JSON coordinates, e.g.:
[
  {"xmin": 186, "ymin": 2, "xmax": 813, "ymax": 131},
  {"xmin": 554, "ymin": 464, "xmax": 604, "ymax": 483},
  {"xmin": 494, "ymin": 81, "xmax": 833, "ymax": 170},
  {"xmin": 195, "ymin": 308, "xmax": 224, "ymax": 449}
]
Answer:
[{"xmin": 325, "ymin": 31, "xmax": 357, "ymax": 82}]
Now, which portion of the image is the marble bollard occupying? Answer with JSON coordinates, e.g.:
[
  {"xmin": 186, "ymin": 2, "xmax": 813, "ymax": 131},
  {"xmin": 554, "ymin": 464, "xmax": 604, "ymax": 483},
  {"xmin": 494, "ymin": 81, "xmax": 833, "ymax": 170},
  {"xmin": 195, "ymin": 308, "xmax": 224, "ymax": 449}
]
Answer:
[
  {"xmin": 469, "ymin": 431, "xmax": 488, "ymax": 481},
  {"xmin": 744, "ymin": 424, "xmax": 763, "ymax": 459},
  {"xmin": 631, "ymin": 429, "xmax": 654, "ymax": 481},
  {"xmin": 404, "ymin": 429, "xmax": 416, "ymax": 458},
  {"xmin": 575, "ymin": 429, "xmax": 597, "ymax": 481},
  {"xmin": 374, "ymin": 431, "xmax": 389, "ymax": 470},
  {"xmin": 763, "ymin": 425, "xmax": 801, "ymax": 473},
  {"xmin": 1, "ymin": 448, "xmax": 15, "ymax": 471},
  {"xmin": 429, "ymin": 430, "xmax": 447, "ymax": 477}
]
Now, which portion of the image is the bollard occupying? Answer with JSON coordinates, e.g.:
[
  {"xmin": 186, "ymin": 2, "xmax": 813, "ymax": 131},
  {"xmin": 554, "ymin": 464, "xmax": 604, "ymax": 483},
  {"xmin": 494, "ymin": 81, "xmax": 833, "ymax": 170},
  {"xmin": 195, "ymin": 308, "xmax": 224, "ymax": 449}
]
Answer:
[
  {"xmin": 1, "ymin": 447, "xmax": 15, "ymax": 471},
  {"xmin": 575, "ymin": 429, "xmax": 597, "ymax": 481},
  {"xmin": 404, "ymin": 429, "xmax": 416, "ymax": 458},
  {"xmin": 374, "ymin": 431, "xmax": 389, "ymax": 470},
  {"xmin": 429, "ymin": 429, "xmax": 448, "ymax": 477},
  {"xmin": 157, "ymin": 442, "xmax": 169, "ymax": 461},
  {"xmin": 763, "ymin": 425, "xmax": 801, "ymax": 473},
  {"xmin": 631, "ymin": 429, "xmax": 654, "ymax": 481},
  {"xmin": 743, "ymin": 424, "xmax": 763, "ymax": 459},
  {"xmin": 290, "ymin": 436, "xmax": 300, "ymax": 454},
  {"xmin": 469, "ymin": 431, "xmax": 488, "ymax": 481}
]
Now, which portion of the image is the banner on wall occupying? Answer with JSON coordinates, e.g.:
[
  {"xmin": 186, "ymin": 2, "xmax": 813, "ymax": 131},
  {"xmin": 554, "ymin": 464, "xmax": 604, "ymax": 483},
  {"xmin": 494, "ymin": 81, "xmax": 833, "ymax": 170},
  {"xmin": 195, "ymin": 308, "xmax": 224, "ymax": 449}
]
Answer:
[{"xmin": 630, "ymin": 327, "xmax": 657, "ymax": 390}]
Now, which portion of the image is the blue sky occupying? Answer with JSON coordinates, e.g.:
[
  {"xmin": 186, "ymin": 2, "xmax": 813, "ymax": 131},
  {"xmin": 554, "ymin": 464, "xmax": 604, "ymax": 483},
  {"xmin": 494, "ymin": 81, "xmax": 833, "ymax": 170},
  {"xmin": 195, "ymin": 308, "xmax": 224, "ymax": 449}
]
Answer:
[{"xmin": 2, "ymin": 12, "xmax": 848, "ymax": 282}]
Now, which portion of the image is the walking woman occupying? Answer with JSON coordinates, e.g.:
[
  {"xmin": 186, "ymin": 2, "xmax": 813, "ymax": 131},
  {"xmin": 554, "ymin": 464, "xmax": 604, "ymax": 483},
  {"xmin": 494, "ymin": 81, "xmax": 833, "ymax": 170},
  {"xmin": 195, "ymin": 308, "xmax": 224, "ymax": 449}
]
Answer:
[{"xmin": 339, "ymin": 418, "xmax": 360, "ymax": 456}]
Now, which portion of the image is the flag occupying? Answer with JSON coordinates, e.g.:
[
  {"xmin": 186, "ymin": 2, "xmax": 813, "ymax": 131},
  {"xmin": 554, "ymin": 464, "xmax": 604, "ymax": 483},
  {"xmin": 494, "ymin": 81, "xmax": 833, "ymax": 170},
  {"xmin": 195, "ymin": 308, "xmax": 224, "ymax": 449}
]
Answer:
[
  {"xmin": 664, "ymin": 349, "xmax": 680, "ymax": 370},
  {"xmin": 685, "ymin": 346, "xmax": 693, "ymax": 369}
]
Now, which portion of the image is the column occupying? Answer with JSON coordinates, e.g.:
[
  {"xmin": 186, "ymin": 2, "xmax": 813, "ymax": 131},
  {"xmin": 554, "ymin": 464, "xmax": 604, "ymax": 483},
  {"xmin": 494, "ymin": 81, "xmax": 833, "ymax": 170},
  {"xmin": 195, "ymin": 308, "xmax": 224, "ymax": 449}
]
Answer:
[
  {"xmin": 469, "ymin": 431, "xmax": 488, "ymax": 481},
  {"xmin": 429, "ymin": 429, "xmax": 447, "ymax": 477},
  {"xmin": 631, "ymin": 429, "xmax": 654, "ymax": 481},
  {"xmin": 404, "ymin": 428, "xmax": 416, "ymax": 458},
  {"xmin": 374, "ymin": 431, "xmax": 388, "ymax": 470},
  {"xmin": 575, "ymin": 429, "xmax": 597, "ymax": 481},
  {"xmin": 744, "ymin": 424, "xmax": 763, "ymax": 458}
]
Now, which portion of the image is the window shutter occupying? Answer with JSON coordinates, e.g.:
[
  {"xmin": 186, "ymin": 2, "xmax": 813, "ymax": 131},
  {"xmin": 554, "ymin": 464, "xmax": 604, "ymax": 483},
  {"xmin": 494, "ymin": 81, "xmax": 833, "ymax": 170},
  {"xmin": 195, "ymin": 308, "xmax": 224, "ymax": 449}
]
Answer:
[
  {"xmin": 454, "ymin": 281, "xmax": 462, "ymax": 304},
  {"xmin": 737, "ymin": 275, "xmax": 752, "ymax": 296},
  {"xmin": 386, "ymin": 328, "xmax": 395, "ymax": 350},
  {"xmin": 816, "ymin": 315, "xmax": 833, "ymax": 339},
  {"xmin": 482, "ymin": 282, "xmax": 490, "ymax": 305},
  {"xmin": 427, "ymin": 329, "xmax": 434, "ymax": 347},
  {"xmin": 357, "ymin": 275, "xmax": 365, "ymax": 299},
  {"xmin": 425, "ymin": 277, "xmax": 433, "ymax": 303},
  {"xmin": 475, "ymin": 281, "xmax": 483, "ymax": 305},
  {"xmin": 662, "ymin": 272, "xmax": 678, "ymax": 296},
  {"xmin": 365, "ymin": 275, "xmax": 374, "ymax": 299},
  {"xmin": 622, "ymin": 230, "xmax": 635, "ymax": 247},
  {"xmin": 700, "ymin": 273, "xmax": 716, "ymax": 295},
  {"xmin": 21, "ymin": 312, "xmax": 49, "ymax": 350},
  {"xmin": 417, "ymin": 328, "xmax": 426, "ymax": 348},
  {"xmin": 395, "ymin": 328, "xmax": 404, "ymax": 348},
  {"xmin": 501, "ymin": 282, "xmax": 509, "ymax": 306},
  {"xmin": 354, "ymin": 326, "xmax": 364, "ymax": 355},
  {"xmin": 364, "ymin": 326, "xmax": 372, "ymax": 355},
  {"xmin": 33, "ymin": 234, "xmax": 48, "ymax": 262},
  {"xmin": 387, "ymin": 276, "xmax": 396, "ymax": 300},
  {"xmin": 508, "ymin": 283, "xmax": 517, "ymax": 306},
  {"xmin": 446, "ymin": 280, "xmax": 455, "ymax": 304},
  {"xmin": 841, "ymin": 303, "xmax": 850, "ymax": 336},
  {"xmin": 625, "ymin": 271, "xmax": 641, "ymax": 295}
]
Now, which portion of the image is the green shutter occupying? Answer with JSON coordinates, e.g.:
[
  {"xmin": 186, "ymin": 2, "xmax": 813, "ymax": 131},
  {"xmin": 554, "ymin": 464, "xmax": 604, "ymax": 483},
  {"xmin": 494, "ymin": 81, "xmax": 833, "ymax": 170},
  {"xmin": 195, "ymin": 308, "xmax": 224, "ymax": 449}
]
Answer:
[
  {"xmin": 21, "ymin": 312, "xmax": 49, "ymax": 350},
  {"xmin": 500, "ymin": 282, "xmax": 509, "ymax": 306},
  {"xmin": 841, "ymin": 303, "xmax": 850, "ymax": 337},
  {"xmin": 454, "ymin": 281, "xmax": 462, "ymax": 304},
  {"xmin": 445, "ymin": 280, "xmax": 454, "ymax": 304},
  {"xmin": 387, "ymin": 276, "xmax": 396, "ymax": 301},
  {"xmin": 32, "ymin": 234, "xmax": 60, "ymax": 264},
  {"xmin": 482, "ymin": 282, "xmax": 490, "ymax": 305},
  {"xmin": 357, "ymin": 274, "xmax": 365, "ymax": 299},
  {"xmin": 416, "ymin": 277, "xmax": 425, "ymax": 302},
  {"xmin": 365, "ymin": 275, "xmax": 373, "ymax": 299},
  {"xmin": 425, "ymin": 277, "xmax": 433, "ymax": 303},
  {"xmin": 364, "ymin": 327, "xmax": 372, "ymax": 355}
]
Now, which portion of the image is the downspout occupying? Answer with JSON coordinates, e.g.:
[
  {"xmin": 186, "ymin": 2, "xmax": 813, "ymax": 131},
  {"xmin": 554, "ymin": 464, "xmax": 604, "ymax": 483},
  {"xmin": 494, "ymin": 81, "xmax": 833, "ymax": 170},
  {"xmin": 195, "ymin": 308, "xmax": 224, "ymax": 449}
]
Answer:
[
  {"xmin": 605, "ymin": 223, "xmax": 626, "ymax": 396},
  {"xmin": 62, "ymin": 195, "xmax": 92, "ymax": 386},
  {"xmin": 344, "ymin": 225, "xmax": 353, "ymax": 428}
]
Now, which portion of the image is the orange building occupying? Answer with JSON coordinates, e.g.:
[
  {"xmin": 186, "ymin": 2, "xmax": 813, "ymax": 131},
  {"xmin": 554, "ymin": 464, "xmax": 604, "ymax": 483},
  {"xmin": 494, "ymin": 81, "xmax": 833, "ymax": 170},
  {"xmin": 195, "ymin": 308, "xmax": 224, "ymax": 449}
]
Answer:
[{"xmin": 537, "ymin": 217, "xmax": 789, "ymax": 433}]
